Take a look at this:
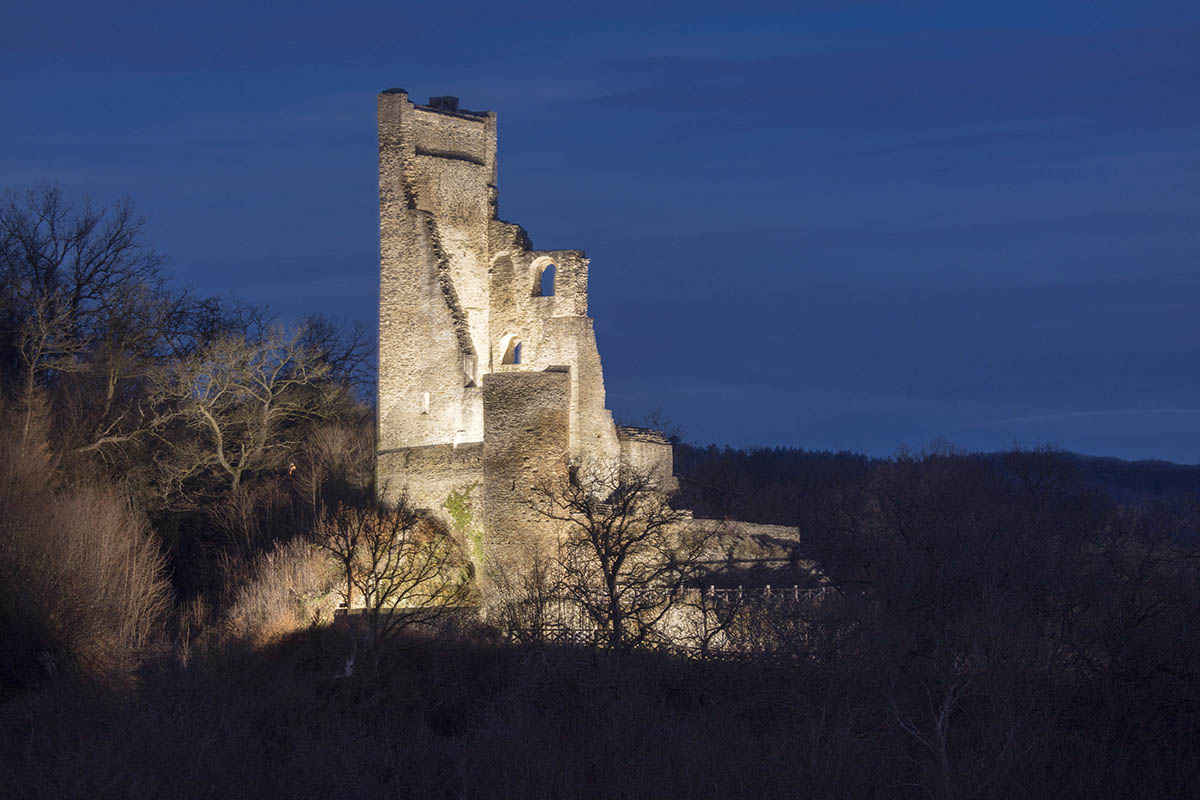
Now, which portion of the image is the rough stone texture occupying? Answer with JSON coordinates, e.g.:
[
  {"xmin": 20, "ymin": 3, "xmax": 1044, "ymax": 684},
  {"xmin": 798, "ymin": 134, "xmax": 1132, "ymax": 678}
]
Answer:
[
  {"xmin": 377, "ymin": 91, "xmax": 670, "ymax": 577},
  {"xmin": 688, "ymin": 520, "xmax": 808, "ymax": 564},
  {"xmin": 482, "ymin": 370, "xmax": 570, "ymax": 578},
  {"xmin": 377, "ymin": 443, "xmax": 483, "ymax": 521},
  {"xmin": 617, "ymin": 426, "xmax": 678, "ymax": 491}
]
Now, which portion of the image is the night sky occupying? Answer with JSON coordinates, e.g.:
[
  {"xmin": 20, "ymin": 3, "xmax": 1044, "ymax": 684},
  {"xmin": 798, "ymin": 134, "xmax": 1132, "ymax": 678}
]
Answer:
[{"xmin": 3, "ymin": 0, "xmax": 1198, "ymax": 463}]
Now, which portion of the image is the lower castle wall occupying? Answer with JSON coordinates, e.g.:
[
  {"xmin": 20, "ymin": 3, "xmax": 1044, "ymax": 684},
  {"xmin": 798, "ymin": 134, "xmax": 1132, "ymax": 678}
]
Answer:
[
  {"xmin": 482, "ymin": 369, "xmax": 571, "ymax": 582},
  {"xmin": 683, "ymin": 519, "xmax": 815, "ymax": 581},
  {"xmin": 619, "ymin": 437, "xmax": 677, "ymax": 490},
  {"xmin": 377, "ymin": 442, "xmax": 485, "ymax": 530}
]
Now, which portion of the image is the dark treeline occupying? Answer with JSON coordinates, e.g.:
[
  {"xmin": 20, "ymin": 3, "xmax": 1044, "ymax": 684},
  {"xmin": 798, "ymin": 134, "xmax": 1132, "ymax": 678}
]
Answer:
[
  {"xmin": 673, "ymin": 443, "xmax": 877, "ymax": 523},
  {"xmin": 675, "ymin": 441, "xmax": 1200, "ymax": 524},
  {"xmin": 2, "ymin": 186, "xmax": 1199, "ymax": 798},
  {"xmin": 673, "ymin": 442, "xmax": 1200, "ymax": 795}
]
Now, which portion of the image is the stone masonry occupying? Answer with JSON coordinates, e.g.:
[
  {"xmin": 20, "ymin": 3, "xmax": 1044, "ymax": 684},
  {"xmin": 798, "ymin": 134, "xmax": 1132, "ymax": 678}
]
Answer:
[{"xmin": 376, "ymin": 91, "xmax": 675, "ymax": 581}]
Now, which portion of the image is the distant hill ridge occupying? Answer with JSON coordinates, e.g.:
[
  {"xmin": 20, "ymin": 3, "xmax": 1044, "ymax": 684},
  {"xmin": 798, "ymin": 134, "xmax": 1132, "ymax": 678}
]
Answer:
[
  {"xmin": 673, "ymin": 443, "xmax": 1200, "ymax": 525},
  {"xmin": 1016, "ymin": 451, "xmax": 1200, "ymax": 505}
]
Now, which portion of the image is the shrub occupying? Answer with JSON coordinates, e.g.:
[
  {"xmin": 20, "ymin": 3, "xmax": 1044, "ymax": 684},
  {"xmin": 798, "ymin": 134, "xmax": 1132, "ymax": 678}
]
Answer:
[
  {"xmin": 220, "ymin": 539, "xmax": 339, "ymax": 647},
  {"xmin": 0, "ymin": 416, "xmax": 171, "ymax": 684}
]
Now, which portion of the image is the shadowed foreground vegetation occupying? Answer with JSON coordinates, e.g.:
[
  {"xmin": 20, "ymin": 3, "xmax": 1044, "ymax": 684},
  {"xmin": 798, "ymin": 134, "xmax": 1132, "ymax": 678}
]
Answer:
[{"xmin": 3, "ymin": 186, "xmax": 1200, "ymax": 798}]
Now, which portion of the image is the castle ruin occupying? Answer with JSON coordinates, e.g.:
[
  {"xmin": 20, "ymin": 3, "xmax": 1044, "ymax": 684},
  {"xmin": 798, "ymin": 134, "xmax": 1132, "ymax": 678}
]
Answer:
[{"xmin": 376, "ymin": 91, "xmax": 675, "ymax": 578}]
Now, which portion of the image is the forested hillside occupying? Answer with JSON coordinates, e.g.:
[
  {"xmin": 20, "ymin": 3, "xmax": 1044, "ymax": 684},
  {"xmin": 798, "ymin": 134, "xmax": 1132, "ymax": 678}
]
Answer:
[
  {"xmin": 674, "ymin": 441, "xmax": 1200, "ymax": 524},
  {"xmin": 2, "ymin": 186, "xmax": 1198, "ymax": 799}
]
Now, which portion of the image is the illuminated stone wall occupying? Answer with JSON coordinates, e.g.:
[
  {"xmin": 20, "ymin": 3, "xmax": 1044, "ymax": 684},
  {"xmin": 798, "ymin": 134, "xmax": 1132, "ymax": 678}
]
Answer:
[{"xmin": 376, "ymin": 90, "xmax": 668, "ymax": 579}]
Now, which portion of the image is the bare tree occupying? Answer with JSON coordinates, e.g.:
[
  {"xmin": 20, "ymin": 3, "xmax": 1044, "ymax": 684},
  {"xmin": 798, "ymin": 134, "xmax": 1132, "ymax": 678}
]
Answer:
[
  {"xmin": 151, "ymin": 323, "xmax": 347, "ymax": 499},
  {"xmin": 295, "ymin": 313, "xmax": 374, "ymax": 395},
  {"xmin": 0, "ymin": 184, "xmax": 260, "ymax": 464},
  {"xmin": 532, "ymin": 463, "xmax": 710, "ymax": 652},
  {"xmin": 289, "ymin": 418, "xmax": 375, "ymax": 520},
  {"xmin": 487, "ymin": 548, "xmax": 563, "ymax": 645},
  {"xmin": 317, "ymin": 501, "xmax": 473, "ymax": 656},
  {"xmin": 0, "ymin": 185, "xmax": 164, "ymax": 444}
]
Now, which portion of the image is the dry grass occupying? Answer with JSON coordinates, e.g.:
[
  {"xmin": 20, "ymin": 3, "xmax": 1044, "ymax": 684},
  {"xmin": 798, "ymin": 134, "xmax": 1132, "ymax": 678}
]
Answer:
[{"xmin": 221, "ymin": 539, "xmax": 340, "ymax": 647}]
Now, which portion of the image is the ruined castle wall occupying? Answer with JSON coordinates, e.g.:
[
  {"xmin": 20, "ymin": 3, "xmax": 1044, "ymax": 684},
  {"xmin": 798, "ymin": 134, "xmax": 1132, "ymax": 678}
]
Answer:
[
  {"xmin": 619, "ymin": 437, "xmax": 676, "ymax": 488},
  {"xmin": 486, "ymin": 249, "xmax": 587, "ymax": 370},
  {"xmin": 485, "ymin": 239, "xmax": 620, "ymax": 466},
  {"xmin": 688, "ymin": 520, "xmax": 803, "ymax": 546},
  {"xmin": 379, "ymin": 90, "xmax": 674, "ymax": 582},
  {"xmin": 409, "ymin": 112, "xmax": 494, "ymax": 167},
  {"xmin": 540, "ymin": 316, "xmax": 621, "ymax": 464},
  {"xmin": 378, "ymin": 100, "xmax": 472, "ymax": 453},
  {"xmin": 482, "ymin": 370, "xmax": 571, "ymax": 579},
  {"xmin": 378, "ymin": 92, "xmax": 496, "ymax": 452},
  {"xmin": 377, "ymin": 443, "xmax": 484, "ymax": 517},
  {"xmin": 378, "ymin": 93, "xmax": 496, "ymax": 511},
  {"xmin": 377, "ymin": 442, "xmax": 486, "ymax": 575},
  {"xmin": 407, "ymin": 147, "xmax": 493, "ymax": 378},
  {"xmin": 376, "ymin": 214, "xmax": 474, "ymax": 453}
]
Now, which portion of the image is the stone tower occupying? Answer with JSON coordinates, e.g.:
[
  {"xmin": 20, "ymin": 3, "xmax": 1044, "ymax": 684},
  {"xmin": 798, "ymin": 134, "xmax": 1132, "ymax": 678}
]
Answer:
[{"xmin": 376, "ymin": 90, "xmax": 673, "ymax": 579}]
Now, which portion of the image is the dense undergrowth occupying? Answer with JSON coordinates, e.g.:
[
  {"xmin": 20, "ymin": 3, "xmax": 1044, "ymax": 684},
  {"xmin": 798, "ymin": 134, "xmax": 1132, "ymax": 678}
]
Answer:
[
  {"xmin": 3, "ymin": 419, "xmax": 1198, "ymax": 798},
  {"xmin": 2, "ymin": 598, "xmax": 1197, "ymax": 799}
]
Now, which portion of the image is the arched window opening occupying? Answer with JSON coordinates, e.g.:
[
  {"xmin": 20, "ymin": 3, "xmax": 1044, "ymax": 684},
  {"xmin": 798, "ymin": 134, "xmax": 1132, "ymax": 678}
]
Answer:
[
  {"xmin": 537, "ymin": 263, "xmax": 556, "ymax": 296},
  {"xmin": 501, "ymin": 336, "xmax": 522, "ymax": 365}
]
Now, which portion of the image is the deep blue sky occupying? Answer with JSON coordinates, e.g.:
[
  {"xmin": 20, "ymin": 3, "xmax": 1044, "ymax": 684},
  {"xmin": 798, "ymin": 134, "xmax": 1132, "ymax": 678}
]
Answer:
[{"xmin": 3, "ymin": 0, "xmax": 1198, "ymax": 463}]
